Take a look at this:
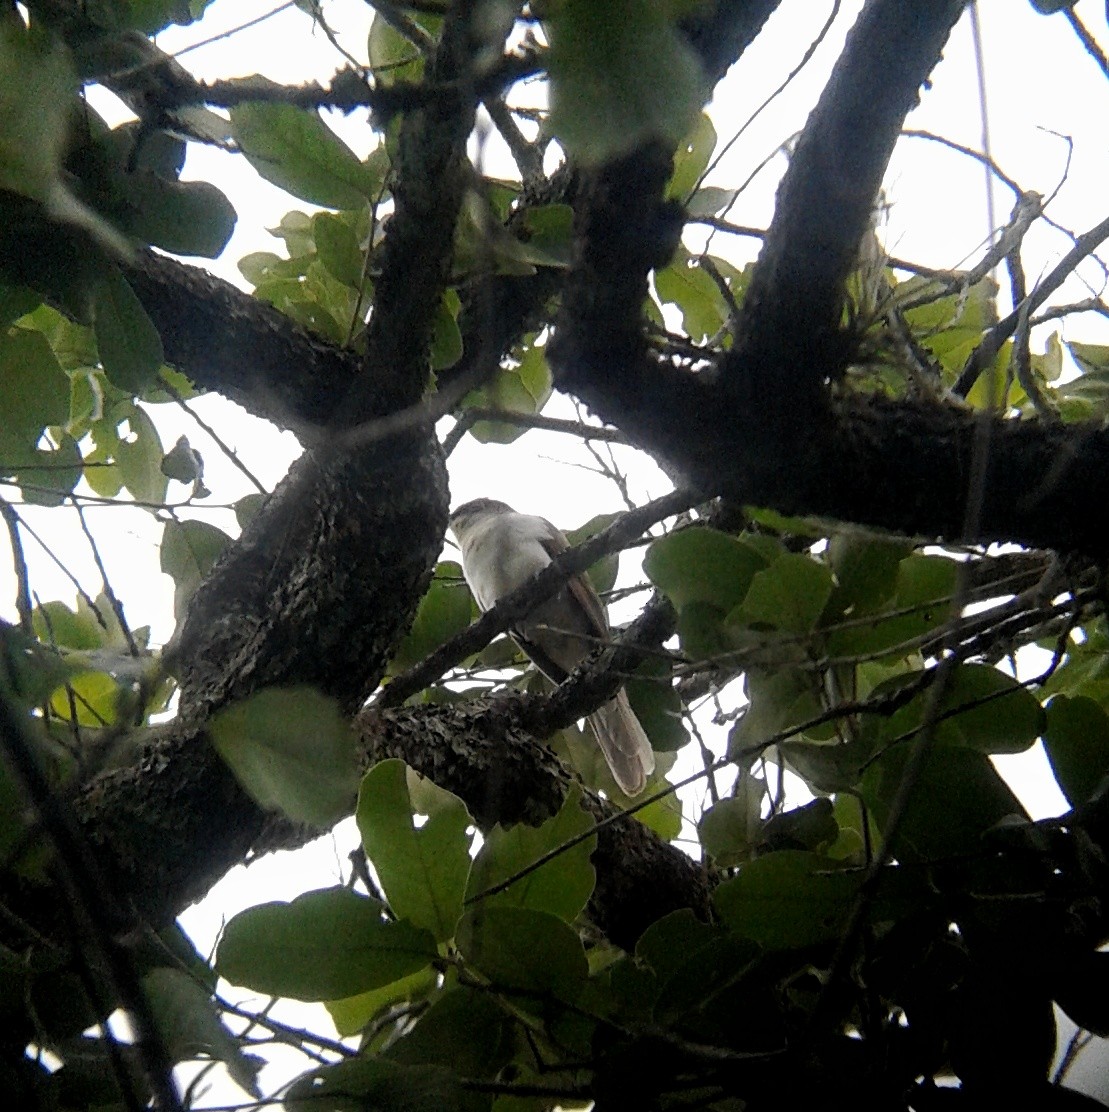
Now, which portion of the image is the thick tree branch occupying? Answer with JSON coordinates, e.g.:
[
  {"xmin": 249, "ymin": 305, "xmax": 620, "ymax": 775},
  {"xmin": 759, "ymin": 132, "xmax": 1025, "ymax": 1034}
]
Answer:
[
  {"xmin": 119, "ymin": 173, "xmax": 570, "ymax": 441},
  {"xmin": 723, "ymin": 0, "xmax": 967, "ymax": 405},
  {"xmin": 347, "ymin": 2, "xmax": 501, "ymax": 418},
  {"xmin": 548, "ymin": 0, "xmax": 786, "ymax": 406},
  {"xmin": 359, "ymin": 698, "xmax": 711, "ymax": 951},
  {"xmin": 681, "ymin": 0, "xmax": 784, "ymax": 88},
  {"xmin": 549, "ymin": 352, "xmax": 1109, "ymax": 555},
  {"xmin": 172, "ymin": 434, "xmax": 449, "ymax": 721},
  {"xmin": 124, "ymin": 251, "xmax": 361, "ymax": 434},
  {"xmin": 21, "ymin": 680, "xmax": 711, "ymax": 957},
  {"xmin": 545, "ymin": 0, "xmax": 1109, "ymax": 556}
]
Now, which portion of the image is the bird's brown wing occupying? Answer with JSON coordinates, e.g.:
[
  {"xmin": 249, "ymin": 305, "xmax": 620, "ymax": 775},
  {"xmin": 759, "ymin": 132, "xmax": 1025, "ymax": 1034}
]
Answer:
[{"xmin": 537, "ymin": 529, "xmax": 611, "ymax": 639}]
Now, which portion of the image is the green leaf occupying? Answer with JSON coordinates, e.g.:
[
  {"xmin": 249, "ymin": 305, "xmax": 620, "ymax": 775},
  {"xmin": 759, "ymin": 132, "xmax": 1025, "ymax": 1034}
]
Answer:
[
  {"xmin": 644, "ymin": 527, "xmax": 772, "ymax": 613},
  {"xmin": 452, "ymin": 189, "xmax": 542, "ymax": 278},
  {"xmin": 76, "ymin": 590, "xmax": 136, "ymax": 652},
  {"xmin": 713, "ymin": 850, "xmax": 861, "ymax": 950},
  {"xmin": 286, "ymin": 1058, "xmax": 463, "ymax": 1112},
  {"xmin": 760, "ymin": 797, "xmax": 839, "ymax": 855},
  {"xmin": 826, "ymin": 533, "xmax": 913, "ymax": 618},
  {"xmin": 630, "ymin": 778, "xmax": 684, "ymax": 841},
  {"xmin": 1041, "ymin": 620, "xmax": 1109, "ymax": 705},
  {"xmin": 115, "ymin": 405, "xmax": 167, "ymax": 504},
  {"xmin": 625, "ymin": 660, "xmax": 688, "ymax": 752},
  {"xmin": 732, "ymin": 553, "xmax": 835, "ymax": 635},
  {"xmin": 216, "ymin": 888, "xmax": 438, "ymax": 1002},
  {"xmin": 313, "ymin": 211, "xmax": 364, "ymax": 288},
  {"xmin": 233, "ymin": 492, "xmax": 266, "ymax": 529},
  {"xmin": 878, "ymin": 663, "xmax": 1044, "ymax": 755},
  {"xmin": 124, "ymin": 177, "xmax": 236, "ymax": 258},
  {"xmin": 1055, "ymin": 342, "xmax": 1109, "ymax": 421},
  {"xmin": 654, "ymin": 251, "xmax": 727, "ymax": 341},
  {"xmin": 1044, "ymin": 695, "xmax": 1109, "ymax": 806},
  {"xmin": 93, "ymin": 269, "xmax": 164, "ymax": 394},
  {"xmin": 900, "ymin": 275, "xmax": 999, "ymax": 382},
  {"xmin": 0, "ymin": 621, "xmax": 76, "ymax": 709},
  {"xmin": 160, "ymin": 518, "xmax": 230, "ymax": 617},
  {"xmin": 254, "ymin": 280, "xmax": 345, "ymax": 344},
  {"xmin": 367, "ymin": 13, "xmax": 431, "ymax": 85},
  {"xmin": 230, "ymin": 103, "xmax": 375, "ymax": 210},
  {"xmin": 635, "ymin": 909, "xmax": 760, "ymax": 1026},
  {"xmin": 564, "ymin": 512, "xmax": 621, "ymax": 596},
  {"xmin": 388, "ymin": 562, "xmax": 474, "ymax": 675},
  {"xmin": 32, "ymin": 600, "xmax": 103, "ymax": 650},
  {"xmin": 238, "ymin": 250, "xmax": 306, "ymax": 287},
  {"xmin": 827, "ymin": 553, "xmax": 959, "ymax": 658},
  {"xmin": 160, "ymin": 435, "xmax": 202, "ymax": 484},
  {"xmin": 18, "ymin": 302, "xmax": 99, "ymax": 370},
  {"xmin": 0, "ymin": 281, "xmax": 40, "ymax": 328},
  {"xmin": 210, "ymin": 687, "xmax": 360, "ymax": 827},
  {"xmin": 670, "ymin": 600, "xmax": 730, "ymax": 662},
  {"xmin": 429, "ymin": 289, "xmax": 462, "ymax": 371},
  {"xmin": 457, "ymin": 905, "xmax": 588, "ymax": 1002},
  {"xmin": 728, "ymin": 667, "xmax": 832, "ymax": 759},
  {"xmin": 15, "ymin": 435, "xmax": 83, "ymax": 506},
  {"xmin": 105, "ymin": 0, "xmax": 203, "ymax": 34},
  {"xmin": 387, "ymin": 985, "xmax": 512, "ymax": 1080},
  {"xmin": 1068, "ymin": 341, "xmax": 1109, "ymax": 376},
  {"xmin": 103, "ymin": 121, "xmax": 186, "ymax": 181},
  {"xmin": 465, "ymin": 785, "xmax": 596, "ymax": 920},
  {"xmin": 925, "ymin": 662, "xmax": 1045, "ymax": 751},
  {"xmin": 0, "ymin": 24, "xmax": 75, "ymax": 203},
  {"xmin": 48, "ymin": 669, "xmax": 120, "ymax": 727},
  {"xmin": 698, "ymin": 785, "xmax": 763, "ymax": 867},
  {"xmin": 861, "ymin": 744, "xmax": 1027, "ymax": 862},
  {"xmin": 356, "ymin": 760, "xmax": 473, "ymax": 942},
  {"xmin": 325, "ymin": 965, "xmax": 438, "ymax": 1038},
  {"xmin": 142, "ymin": 968, "xmax": 260, "ymax": 1097},
  {"xmin": 0, "ymin": 329, "xmax": 69, "ymax": 455},
  {"xmin": 516, "ymin": 203, "xmax": 575, "ymax": 268},
  {"xmin": 466, "ymin": 342, "xmax": 553, "ymax": 444},
  {"xmin": 668, "ymin": 112, "xmax": 717, "ymax": 200},
  {"xmin": 145, "ymin": 921, "xmax": 218, "ymax": 992},
  {"xmin": 685, "ymin": 186, "xmax": 738, "ymax": 219},
  {"xmin": 549, "ymin": 0, "xmax": 704, "ymax": 166},
  {"xmin": 268, "ymin": 209, "xmax": 315, "ymax": 256}
]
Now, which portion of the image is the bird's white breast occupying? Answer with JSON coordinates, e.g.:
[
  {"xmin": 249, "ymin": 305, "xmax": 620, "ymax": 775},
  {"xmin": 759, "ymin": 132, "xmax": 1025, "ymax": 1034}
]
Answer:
[{"xmin": 459, "ymin": 513, "xmax": 554, "ymax": 612}]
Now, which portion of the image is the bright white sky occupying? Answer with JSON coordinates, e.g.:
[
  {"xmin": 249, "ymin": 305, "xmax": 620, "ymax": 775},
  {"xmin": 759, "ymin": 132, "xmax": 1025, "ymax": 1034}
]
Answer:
[{"xmin": 4, "ymin": 0, "xmax": 1109, "ymax": 1102}]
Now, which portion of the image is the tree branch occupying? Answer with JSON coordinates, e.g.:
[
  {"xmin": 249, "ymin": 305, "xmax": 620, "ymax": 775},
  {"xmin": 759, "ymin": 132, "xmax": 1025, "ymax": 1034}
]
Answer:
[
  {"xmin": 722, "ymin": 0, "xmax": 967, "ymax": 403},
  {"xmin": 359, "ymin": 697, "xmax": 711, "ymax": 950}
]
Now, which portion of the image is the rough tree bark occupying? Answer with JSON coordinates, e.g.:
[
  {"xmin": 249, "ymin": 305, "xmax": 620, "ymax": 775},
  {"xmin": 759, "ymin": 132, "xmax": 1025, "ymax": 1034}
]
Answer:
[{"xmin": 17, "ymin": 0, "xmax": 1101, "ymax": 969}]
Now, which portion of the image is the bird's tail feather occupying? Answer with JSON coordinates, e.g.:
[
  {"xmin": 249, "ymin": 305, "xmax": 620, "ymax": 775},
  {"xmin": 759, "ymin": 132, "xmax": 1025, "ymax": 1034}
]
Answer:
[{"xmin": 588, "ymin": 690, "xmax": 655, "ymax": 797}]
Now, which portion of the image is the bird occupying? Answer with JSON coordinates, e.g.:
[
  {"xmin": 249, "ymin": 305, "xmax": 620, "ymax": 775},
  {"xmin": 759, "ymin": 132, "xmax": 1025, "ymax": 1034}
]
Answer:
[{"xmin": 448, "ymin": 498, "xmax": 655, "ymax": 797}]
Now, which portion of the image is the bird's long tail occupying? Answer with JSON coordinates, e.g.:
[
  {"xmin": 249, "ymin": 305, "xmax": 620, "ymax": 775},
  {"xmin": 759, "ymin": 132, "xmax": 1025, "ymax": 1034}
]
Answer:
[{"xmin": 588, "ymin": 690, "xmax": 655, "ymax": 797}]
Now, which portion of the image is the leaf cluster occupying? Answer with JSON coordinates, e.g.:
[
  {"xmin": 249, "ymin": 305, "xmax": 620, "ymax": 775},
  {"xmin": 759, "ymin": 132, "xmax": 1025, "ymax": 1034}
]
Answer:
[{"xmin": 3, "ymin": 2, "xmax": 1109, "ymax": 1110}]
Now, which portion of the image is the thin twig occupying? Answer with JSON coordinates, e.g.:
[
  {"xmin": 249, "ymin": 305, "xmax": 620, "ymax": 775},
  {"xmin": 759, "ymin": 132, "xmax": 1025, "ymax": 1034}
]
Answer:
[
  {"xmin": 75, "ymin": 505, "xmax": 140, "ymax": 656},
  {"xmin": 377, "ymin": 489, "xmax": 700, "ymax": 708},
  {"xmin": 955, "ymin": 210, "xmax": 1109, "ymax": 396},
  {"xmin": 1064, "ymin": 8, "xmax": 1109, "ymax": 80},
  {"xmin": 163, "ymin": 383, "xmax": 268, "ymax": 496},
  {"xmin": 0, "ymin": 500, "xmax": 33, "ymax": 634}
]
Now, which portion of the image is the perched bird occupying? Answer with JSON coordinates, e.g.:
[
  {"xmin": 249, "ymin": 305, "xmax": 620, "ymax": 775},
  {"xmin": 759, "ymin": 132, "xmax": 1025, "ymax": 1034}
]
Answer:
[{"xmin": 448, "ymin": 498, "xmax": 655, "ymax": 796}]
